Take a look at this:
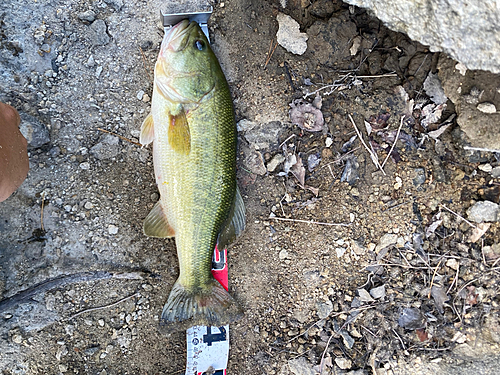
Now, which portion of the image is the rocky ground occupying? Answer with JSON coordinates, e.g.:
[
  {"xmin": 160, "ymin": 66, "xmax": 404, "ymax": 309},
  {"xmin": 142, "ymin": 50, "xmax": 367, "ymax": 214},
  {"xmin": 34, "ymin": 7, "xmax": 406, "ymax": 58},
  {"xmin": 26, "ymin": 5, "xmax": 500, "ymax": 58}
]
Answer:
[{"xmin": 1, "ymin": 0, "xmax": 499, "ymax": 374}]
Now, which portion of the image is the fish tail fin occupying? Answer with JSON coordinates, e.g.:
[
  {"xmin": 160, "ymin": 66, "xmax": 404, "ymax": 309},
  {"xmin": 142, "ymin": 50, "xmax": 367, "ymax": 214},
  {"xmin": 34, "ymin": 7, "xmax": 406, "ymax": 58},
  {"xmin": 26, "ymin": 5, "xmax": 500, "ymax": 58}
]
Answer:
[{"xmin": 160, "ymin": 278, "xmax": 242, "ymax": 332}]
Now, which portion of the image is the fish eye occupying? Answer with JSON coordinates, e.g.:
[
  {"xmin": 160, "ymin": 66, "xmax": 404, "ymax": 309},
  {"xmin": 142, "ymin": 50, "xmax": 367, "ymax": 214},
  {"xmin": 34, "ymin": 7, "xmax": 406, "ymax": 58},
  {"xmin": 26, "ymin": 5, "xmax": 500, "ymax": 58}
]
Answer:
[{"xmin": 194, "ymin": 40, "xmax": 205, "ymax": 51}]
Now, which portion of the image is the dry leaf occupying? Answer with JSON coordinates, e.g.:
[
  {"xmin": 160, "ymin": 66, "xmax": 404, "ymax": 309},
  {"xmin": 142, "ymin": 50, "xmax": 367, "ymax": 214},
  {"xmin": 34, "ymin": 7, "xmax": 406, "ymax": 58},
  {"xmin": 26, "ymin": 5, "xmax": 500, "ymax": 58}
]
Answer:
[
  {"xmin": 469, "ymin": 222, "xmax": 491, "ymax": 242},
  {"xmin": 289, "ymin": 98, "xmax": 325, "ymax": 132},
  {"xmin": 416, "ymin": 328, "xmax": 429, "ymax": 342}
]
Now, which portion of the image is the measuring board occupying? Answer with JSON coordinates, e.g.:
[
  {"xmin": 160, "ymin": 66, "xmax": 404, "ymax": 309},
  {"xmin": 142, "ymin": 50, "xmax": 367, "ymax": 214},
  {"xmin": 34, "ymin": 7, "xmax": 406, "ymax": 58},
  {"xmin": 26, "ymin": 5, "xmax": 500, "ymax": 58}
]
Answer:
[{"xmin": 185, "ymin": 246, "xmax": 230, "ymax": 375}]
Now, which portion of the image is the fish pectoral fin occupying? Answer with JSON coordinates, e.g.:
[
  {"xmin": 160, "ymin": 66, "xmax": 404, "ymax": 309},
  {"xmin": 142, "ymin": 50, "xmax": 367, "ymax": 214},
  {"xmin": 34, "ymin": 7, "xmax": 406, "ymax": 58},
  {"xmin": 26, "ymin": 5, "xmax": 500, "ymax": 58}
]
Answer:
[
  {"xmin": 168, "ymin": 108, "xmax": 191, "ymax": 155},
  {"xmin": 217, "ymin": 186, "xmax": 246, "ymax": 250},
  {"xmin": 143, "ymin": 201, "xmax": 175, "ymax": 238},
  {"xmin": 140, "ymin": 113, "xmax": 154, "ymax": 146}
]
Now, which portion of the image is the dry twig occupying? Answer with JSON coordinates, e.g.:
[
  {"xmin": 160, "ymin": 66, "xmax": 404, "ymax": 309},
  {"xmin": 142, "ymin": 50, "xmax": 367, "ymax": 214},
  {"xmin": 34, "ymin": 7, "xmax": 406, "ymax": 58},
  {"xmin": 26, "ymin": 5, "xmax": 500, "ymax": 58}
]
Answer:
[
  {"xmin": 348, "ymin": 114, "xmax": 386, "ymax": 175},
  {"xmin": 439, "ymin": 204, "xmax": 477, "ymax": 229},
  {"xmin": 68, "ymin": 292, "xmax": 140, "ymax": 320},
  {"xmin": 269, "ymin": 216, "xmax": 351, "ymax": 227},
  {"xmin": 97, "ymin": 128, "xmax": 142, "ymax": 147},
  {"xmin": 381, "ymin": 115, "xmax": 405, "ymax": 169}
]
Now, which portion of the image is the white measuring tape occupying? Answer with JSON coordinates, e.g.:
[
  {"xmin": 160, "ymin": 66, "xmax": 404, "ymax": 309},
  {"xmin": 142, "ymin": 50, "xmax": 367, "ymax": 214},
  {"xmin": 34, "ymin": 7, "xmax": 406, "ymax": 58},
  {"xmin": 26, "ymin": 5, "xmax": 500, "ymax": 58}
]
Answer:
[{"xmin": 185, "ymin": 246, "xmax": 230, "ymax": 375}]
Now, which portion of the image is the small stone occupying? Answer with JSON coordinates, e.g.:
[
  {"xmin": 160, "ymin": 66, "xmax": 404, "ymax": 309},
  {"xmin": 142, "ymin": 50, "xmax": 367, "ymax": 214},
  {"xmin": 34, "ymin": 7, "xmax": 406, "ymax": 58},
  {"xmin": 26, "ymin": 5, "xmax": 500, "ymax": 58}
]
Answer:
[
  {"xmin": 19, "ymin": 112, "xmax": 50, "ymax": 149},
  {"xmin": 104, "ymin": 0, "xmax": 123, "ymax": 11},
  {"xmin": 40, "ymin": 44, "xmax": 51, "ymax": 53},
  {"xmin": 478, "ymin": 163, "xmax": 493, "ymax": 172},
  {"xmin": 12, "ymin": 334, "xmax": 22, "ymax": 344},
  {"xmin": 286, "ymin": 357, "xmax": 316, "ymax": 375},
  {"xmin": 477, "ymin": 102, "xmax": 496, "ymax": 114},
  {"xmin": 108, "ymin": 225, "xmax": 119, "ymax": 235},
  {"xmin": 136, "ymin": 90, "xmax": 144, "ymax": 100},
  {"xmin": 142, "ymin": 93, "xmax": 150, "ymax": 102},
  {"xmin": 84, "ymin": 201, "xmax": 93, "ymax": 209},
  {"xmin": 89, "ymin": 19, "xmax": 110, "ymax": 46},
  {"xmin": 142, "ymin": 284, "xmax": 153, "ymax": 291},
  {"xmin": 79, "ymin": 162, "xmax": 90, "ymax": 170},
  {"xmin": 279, "ymin": 249, "xmax": 289, "ymax": 260},
  {"xmin": 59, "ymin": 364, "xmax": 68, "ymax": 373},
  {"xmin": 95, "ymin": 66, "xmax": 103, "ymax": 78},
  {"xmin": 467, "ymin": 201, "xmax": 499, "ymax": 223},
  {"xmin": 78, "ymin": 10, "xmax": 96, "ymax": 23},
  {"xmin": 375, "ymin": 233, "xmax": 398, "ymax": 253},
  {"xmin": 325, "ymin": 137, "xmax": 333, "ymax": 147},
  {"xmin": 370, "ymin": 285, "xmax": 386, "ymax": 299},
  {"xmin": 86, "ymin": 55, "xmax": 95, "ymax": 67},
  {"xmin": 90, "ymin": 134, "xmax": 120, "ymax": 160},
  {"xmin": 446, "ymin": 258, "xmax": 459, "ymax": 270},
  {"xmin": 34, "ymin": 29, "xmax": 45, "ymax": 45},
  {"xmin": 491, "ymin": 166, "xmax": 500, "ymax": 178},
  {"xmin": 316, "ymin": 299, "xmax": 333, "ymax": 319},
  {"xmin": 336, "ymin": 247, "xmax": 347, "ymax": 258},
  {"xmin": 394, "ymin": 176, "xmax": 402, "ymax": 190},
  {"xmin": 267, "ymin": 154, "xmax": 285, "ymax": 172},
  {"xmin": 276, "ymin": 13, "xmax": 308, "ymax": 55},
  {"xmin": 357, "ymin": 288, "xmax": 375, "ymax": 302},
  {"xmin": 98, "ymin": 319, "xmax": 105, "ymax": 326},
  {"xmin": 335, "ymin": 357, "xmax": 352, "ymax": 370}
]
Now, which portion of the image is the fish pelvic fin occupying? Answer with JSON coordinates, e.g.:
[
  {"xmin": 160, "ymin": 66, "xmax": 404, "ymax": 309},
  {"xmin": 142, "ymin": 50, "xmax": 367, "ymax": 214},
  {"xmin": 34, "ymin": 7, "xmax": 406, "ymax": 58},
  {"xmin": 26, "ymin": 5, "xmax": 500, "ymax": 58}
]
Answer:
[
  {"xmin": 140, "ymin": 113, "xmax": 154, "ymax": 146},
  {"xmin": 217, "ymin": 185, "xmax": 246, "ymax": 250},
  {"xmin": 160, "ymin": 278, "xmax": 243, "ymax": 333},
  {"xmin": 168, "ymin": 108, "xmax": 191, "ymax": 155},
  {"xmin": 143, "ymin": 201, "xmax": 175, "ymax": 238}
]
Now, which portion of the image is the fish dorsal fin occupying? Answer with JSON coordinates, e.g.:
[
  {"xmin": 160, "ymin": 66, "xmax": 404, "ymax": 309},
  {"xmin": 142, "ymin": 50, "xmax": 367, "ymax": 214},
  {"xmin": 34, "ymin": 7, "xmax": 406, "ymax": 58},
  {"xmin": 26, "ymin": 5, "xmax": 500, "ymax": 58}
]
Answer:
[
  {"xmin": 217, "ymin": 186, "xmax": 246, "ymax": 250},
  {"xmin": 140, "ymin": 113, "xmax": 154, "ymax": 146},
  {"xmin": 143, "ymin": 201, "xmax": 175, "ymax": 238},
  {"xmin": 168, "ymin": 108, "xmax": 191, "ymax": 155}
]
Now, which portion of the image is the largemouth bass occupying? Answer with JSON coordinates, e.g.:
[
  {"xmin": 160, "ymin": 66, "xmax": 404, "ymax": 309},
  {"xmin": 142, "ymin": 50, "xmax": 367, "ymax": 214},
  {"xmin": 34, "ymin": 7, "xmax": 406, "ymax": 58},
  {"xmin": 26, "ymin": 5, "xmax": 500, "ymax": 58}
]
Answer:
[{"xmin": 140, "ymin": 20, "xmax": 245, "ymax": 331}]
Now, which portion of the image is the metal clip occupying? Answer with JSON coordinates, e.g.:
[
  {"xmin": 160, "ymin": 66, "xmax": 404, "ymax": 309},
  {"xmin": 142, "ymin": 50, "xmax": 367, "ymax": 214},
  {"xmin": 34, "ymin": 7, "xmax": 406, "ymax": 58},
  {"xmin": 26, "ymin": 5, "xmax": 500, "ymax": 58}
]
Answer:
[{"xmin": 160, "ymin": 7, "xmax": 213, "ymax": 43}]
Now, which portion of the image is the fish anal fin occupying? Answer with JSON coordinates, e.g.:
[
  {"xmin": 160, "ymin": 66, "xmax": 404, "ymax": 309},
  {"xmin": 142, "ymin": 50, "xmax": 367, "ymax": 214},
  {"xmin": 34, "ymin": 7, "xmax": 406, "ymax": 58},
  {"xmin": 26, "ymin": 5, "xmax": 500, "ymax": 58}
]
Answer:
[
  {"xmin": 168, "ymin": 109, "xmax": 191, "ymax": 155},
  {"xmin": 143, "ymin": 201, "xmax": 175, "ymax": 238},
  {"xmin": 217, "ymin": 186, "xmax": 246, "ymax": 250},
  {"xmin": 140, "ymin": 113, "xmax": 154, "ymax": 146}
]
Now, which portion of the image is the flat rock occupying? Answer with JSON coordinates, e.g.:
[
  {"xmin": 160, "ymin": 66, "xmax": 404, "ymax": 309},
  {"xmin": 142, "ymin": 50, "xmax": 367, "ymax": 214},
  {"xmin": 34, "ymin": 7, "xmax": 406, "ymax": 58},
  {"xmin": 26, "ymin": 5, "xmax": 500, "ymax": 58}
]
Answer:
[
  {"xmin": 344, "ymin": 0, "xmax": 500, "ymax": 73},
  {"xmin": 90, "ymin": 134, "xmax": 120, "ymax": 160},
  {"xmin": 89, "ymin": 19, "xmax": 110, "ymax": 46},
  {"xmin": 285, "ymin": 357, "xmax": 316, "ymax": 375},
  {"xmin": 19, "ymin": 112, "xmax": 50, "ymax": 149},
  {"xmin": 467, "ymin": 201, "xmax": 499, "ymax": 223},
  {"xmin": 276, "ymin": 13, "xmax": 308, "ymax": 55}
]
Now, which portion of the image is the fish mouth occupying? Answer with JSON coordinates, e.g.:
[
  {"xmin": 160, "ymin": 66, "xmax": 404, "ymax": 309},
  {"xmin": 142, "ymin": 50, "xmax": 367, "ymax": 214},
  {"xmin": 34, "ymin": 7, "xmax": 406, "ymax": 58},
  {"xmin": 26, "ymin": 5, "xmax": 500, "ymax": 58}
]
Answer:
[{"xmin": 162, "ymin": 19, "xmax": 196, "ymax": 53}]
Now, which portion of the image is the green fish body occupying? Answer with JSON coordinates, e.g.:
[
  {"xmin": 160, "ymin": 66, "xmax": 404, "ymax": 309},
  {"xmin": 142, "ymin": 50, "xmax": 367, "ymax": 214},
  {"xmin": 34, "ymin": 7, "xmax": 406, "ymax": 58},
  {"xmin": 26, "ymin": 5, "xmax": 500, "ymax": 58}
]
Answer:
[{"xmin": 140, "ymin": 20, "xmax": 244, "ymax": 331}]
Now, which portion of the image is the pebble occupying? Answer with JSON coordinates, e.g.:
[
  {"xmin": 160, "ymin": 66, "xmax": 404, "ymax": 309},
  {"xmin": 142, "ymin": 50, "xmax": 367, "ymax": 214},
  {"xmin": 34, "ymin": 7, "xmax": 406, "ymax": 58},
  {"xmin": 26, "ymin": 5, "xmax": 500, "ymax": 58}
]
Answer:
[
  {"xmin": 108, "ymin": 225, "xmax": 119, "ymax": 235},
  {"xmin": 279, "ymin": 249, "xmax": 289, "ymax": 260},
  {"xmin": 491, "ymin": 166, "xmax": 500, "ymax": 178},
  {"xmin": 79, "ymin": 162, "xmax": 90, "ymax": 170},
  {"xmin": 394, "ymin": 176, "xmax": 402, "ymax": 190},
  {"xmin": 90, "ymin": 134, "xmax": 120, "ymax": 160},
  {"xmin": 316, "ymin": 299, "xmax": 333, "ymax": 319},
  {"xmin": 478, "ymin": 163, "xmax": 493, "ymax": 172},
  {"xmin": 370, "ymin": 285, "xmax": 386, "ymax": 299},
  {"xmin": 276, "ymin": 13, "xmax": 308, "ymax": 55},
  {"xmin": 84, "ymin": 201, "xmax": 93, "ymax": 209},
  {"xmin": 375, "ymin": 233, "xmax": 398, "ymax": 253},
  {"xmin": 136, "ymin": 90, "xmax": 144, "ymax": 100},
  {"xmin": 477, "ymin": 102, "xmax": 497, "ymax": 114},
  {"xmin": 40, "ymin": 44, "xmax": 51, "ymax": 53},
  {"xmin": 466, "ymin": 201, "xmax": 499, "ymax": 223},
  {"xmin": 267, "ymin": 154, "xmax": 285, "ymax": 172},
  {"xmin": 78, "ymin": 10, "xmax": 96, "ymax": 23},
  {"xmin": 446, "ymin": 258, "xmax": 459, "ymax": 270},
  {"xmin": 19, "ymin": 112, "xmax": 51, "ymax": 149},
  {"xmin": 286, "ymin": 357, "xmax": 316, "ymax": 375},
  {"xmin": 12, "ymin": 334, "xmax": 23, "ymax": 344},
  {"xmin": 95, "ymin": 66, "xmax": 103, "ymax": 78},
  {"xmin": 142, "ymin": 93, "xmax": 150, "ymax": 102},
  {"xmin": 325, "ymin": 137, "xmax": 333, "ymax": 147},
  {"xmin": 335, "ymin": 357, "xmax": 352, "ymax": 370},
  {"xmin": 89, "ymin": 19, "xmax": 110, "ymax": 46},
  {"xmin": 336, "ymin": 247, "xmax": 347, "ymax": 258}
]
